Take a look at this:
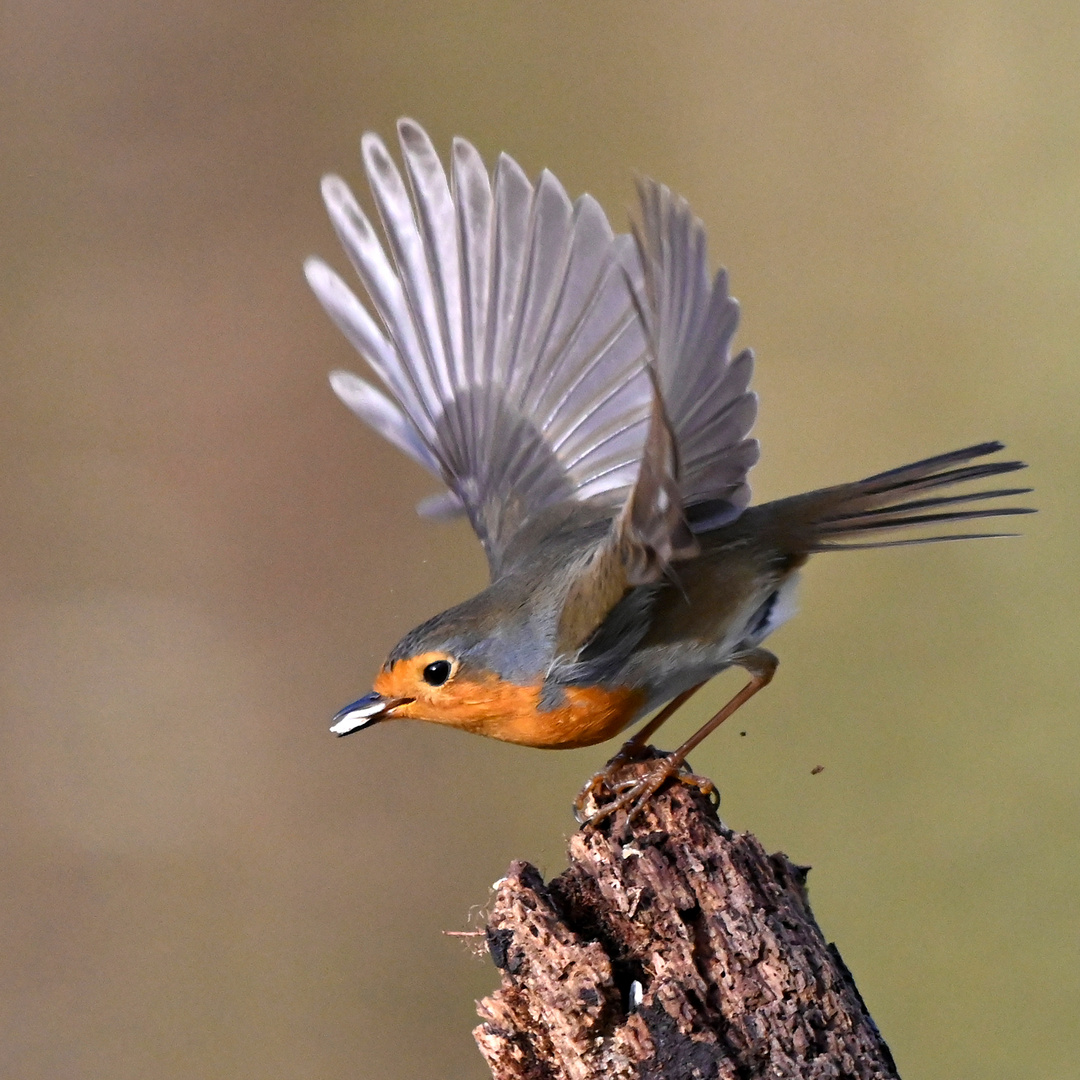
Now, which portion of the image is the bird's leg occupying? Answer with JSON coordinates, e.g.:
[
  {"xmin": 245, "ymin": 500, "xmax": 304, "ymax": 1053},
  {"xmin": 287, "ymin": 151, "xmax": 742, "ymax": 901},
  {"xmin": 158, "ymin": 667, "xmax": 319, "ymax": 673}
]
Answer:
[
  {"xmin": 583, "ymin": 649, "xmax": 778, "ymax": 827},
  {"xmin": 662, "ymin": 649, "xmax": 778, "ymax": 768},
  {"xmin": 620, "ymin": 683, "xmax": 707, "ymax": 760},
  {"xmin": 573, "ymin": 683, "xmax": 705, "ymax": 823}
]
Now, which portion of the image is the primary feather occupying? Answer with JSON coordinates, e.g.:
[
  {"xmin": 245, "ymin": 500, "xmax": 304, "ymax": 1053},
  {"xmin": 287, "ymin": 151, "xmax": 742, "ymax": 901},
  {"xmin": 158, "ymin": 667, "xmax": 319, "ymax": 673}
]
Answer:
[
  {"xmin": 307, "ymin": 121, "xmax": 653, "ymax": 577},
  {"xmin": 632, "ymin": 178, "xmax": 760, "ymax": 524},
  {"xmin": 306, "ymin": 121, "xmax": 762, "ymax": 581}
]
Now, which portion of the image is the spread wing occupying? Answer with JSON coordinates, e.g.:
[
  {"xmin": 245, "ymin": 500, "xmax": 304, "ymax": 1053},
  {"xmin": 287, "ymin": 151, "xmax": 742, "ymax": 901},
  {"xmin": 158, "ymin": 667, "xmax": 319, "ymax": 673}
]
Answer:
[
  {"xmin": 305, "ymin": 119, "xmax": 653, "ymax": 578},
  {"xmin": 633, "ymin": 177, "xmax": 760, "ymax": 530},
  {"xmin": 551, "ymin": 180, "xmax": 761, "ymax": 666}
]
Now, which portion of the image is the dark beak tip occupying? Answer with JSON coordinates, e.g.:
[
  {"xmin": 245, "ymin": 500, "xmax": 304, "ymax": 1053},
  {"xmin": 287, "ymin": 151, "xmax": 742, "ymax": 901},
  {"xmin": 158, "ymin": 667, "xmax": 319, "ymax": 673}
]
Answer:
[
  {"xmin": 329, "ymin": 691, "xmax": 386, "ymax": 736},
  {"xmin": 329, "ymin": 692, "xmax": 413, "ymax": 736}
]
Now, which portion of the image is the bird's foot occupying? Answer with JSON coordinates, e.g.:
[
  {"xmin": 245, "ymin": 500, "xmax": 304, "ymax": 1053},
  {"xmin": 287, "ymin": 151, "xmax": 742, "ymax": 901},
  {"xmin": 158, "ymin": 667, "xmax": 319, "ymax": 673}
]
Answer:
[
  {"xmin": 574, "ymin": 750, "xmax": 718, "ymax": 828},
  {"xmin": 572, "ymin": 740, "xmax": 655, "ymax": 823}
]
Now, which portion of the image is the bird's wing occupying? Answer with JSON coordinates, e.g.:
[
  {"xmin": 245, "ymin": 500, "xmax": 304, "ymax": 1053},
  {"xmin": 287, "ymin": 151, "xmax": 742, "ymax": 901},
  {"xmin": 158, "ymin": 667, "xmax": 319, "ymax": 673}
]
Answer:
[
  {"xmin": 631, "ymin": 178, "xmax": 760, "ymax": 531},
  {"xmin": 553, "ymin": 372, "xmax": 699, "ymax": 663},
  {"xmin": 306, "ymin": 119, "xmax": 653, "ymax": 578},
  {"xmin": 549, "ymin": 181, "xmax": 760, "ymax": 672}
]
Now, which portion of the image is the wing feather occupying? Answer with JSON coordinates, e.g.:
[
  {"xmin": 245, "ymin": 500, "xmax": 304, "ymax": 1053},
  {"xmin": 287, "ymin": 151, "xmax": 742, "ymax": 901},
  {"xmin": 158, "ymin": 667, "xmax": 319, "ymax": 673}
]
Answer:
[
  {"xmin": 446, "ymin": 140, "xmax": 492, "ymax": 481},
  {"xmin": 506, "ymin": 171, "xmax": 575, "ymax": 402},
  {"xmin": 399, "ymin": 122, "xmax": 466, "ymax": 394},
  {"xmin": 308, "ymin": 126, "xmax": 764, "ymax": 582},
  {"xmin": 304, "ymin": 255, "xmax": 434, "ymax": 442},
  {"xmin": 327, "ymin": 369, "xmax": 440, "ymax": 475},
  {"xmin": 307, "ymin": 120, "xmax": 653, "ymax": 577},
  {"xmin": 317, "ymin": 177, "xmax": 442, "ymax": 443},
  {"xmin": 362, "ymin": 133, "xmax": 459, "ymax": 454},
  {"xmin": 631, "ymin": 178, "xmax": 759, "ymax": 515}
]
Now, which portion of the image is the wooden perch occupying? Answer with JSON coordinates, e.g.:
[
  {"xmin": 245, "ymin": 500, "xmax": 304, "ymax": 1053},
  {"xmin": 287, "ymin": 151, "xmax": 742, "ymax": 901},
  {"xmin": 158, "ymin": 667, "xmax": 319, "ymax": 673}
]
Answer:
[{"xmin": 474, "ymin": 756, "xmax": 899, "ymax": 1080}]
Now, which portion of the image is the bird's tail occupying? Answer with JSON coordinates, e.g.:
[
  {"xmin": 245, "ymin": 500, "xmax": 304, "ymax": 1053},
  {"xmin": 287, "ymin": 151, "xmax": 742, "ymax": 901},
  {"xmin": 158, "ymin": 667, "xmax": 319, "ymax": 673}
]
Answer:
[{"xmin": 781, "ymin": 441, "xmax": 1034, "ymax": 552}]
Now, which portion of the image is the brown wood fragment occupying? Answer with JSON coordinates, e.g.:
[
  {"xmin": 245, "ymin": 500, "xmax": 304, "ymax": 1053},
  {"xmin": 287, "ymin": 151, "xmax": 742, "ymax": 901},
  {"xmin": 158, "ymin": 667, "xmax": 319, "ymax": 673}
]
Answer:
[{"xmin": 474, "ymin": 758, "xmax": 899, "ymax": 1079}]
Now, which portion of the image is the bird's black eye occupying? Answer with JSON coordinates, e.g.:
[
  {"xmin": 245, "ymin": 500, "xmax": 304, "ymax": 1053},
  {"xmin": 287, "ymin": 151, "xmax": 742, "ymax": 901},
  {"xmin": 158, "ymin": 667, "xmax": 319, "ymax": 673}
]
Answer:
[{"xmin": 422, "ymin": 660, "xmax": 453, "ymax": 686}]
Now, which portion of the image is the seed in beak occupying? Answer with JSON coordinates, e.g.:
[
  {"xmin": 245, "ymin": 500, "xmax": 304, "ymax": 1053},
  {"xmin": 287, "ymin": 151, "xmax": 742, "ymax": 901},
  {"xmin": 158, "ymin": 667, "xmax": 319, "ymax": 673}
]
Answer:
[{"xmin": 330, "ymin": 693, "xmax": 411, "ymax": 736}]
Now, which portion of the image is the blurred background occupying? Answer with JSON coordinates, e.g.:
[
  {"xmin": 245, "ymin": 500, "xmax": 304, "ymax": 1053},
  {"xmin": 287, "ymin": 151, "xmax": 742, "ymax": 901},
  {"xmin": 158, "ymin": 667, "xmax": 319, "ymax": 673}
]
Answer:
[{"xmin": 1, "ymin": 2, "xmax": 1077, "ymax": 1077}]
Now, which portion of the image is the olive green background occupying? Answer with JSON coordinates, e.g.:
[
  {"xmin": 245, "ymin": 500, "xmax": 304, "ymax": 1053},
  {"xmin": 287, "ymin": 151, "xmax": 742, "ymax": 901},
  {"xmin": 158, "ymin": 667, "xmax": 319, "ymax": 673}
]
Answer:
[{"xmin": 1, "ymin": 2, "xmax": 1076, "ymax": 1077}]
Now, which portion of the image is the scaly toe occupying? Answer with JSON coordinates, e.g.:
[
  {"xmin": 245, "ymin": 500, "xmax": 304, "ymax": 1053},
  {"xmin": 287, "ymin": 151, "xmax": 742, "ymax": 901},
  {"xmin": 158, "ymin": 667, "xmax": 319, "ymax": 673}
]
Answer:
[
  {"xmin": 580, "ymin": 759, "xmax": 679, "ymax": 828},
  {"xmin": 625, "ymin": 773, "xmax": 671, "ymax": 823},
  {"xmin": 574, "ymin": 745, "xmax": 672, "ymax": 823},
  {"xmin": 578, "ymin": 755, "xmax": 721, "ymax": 828}
]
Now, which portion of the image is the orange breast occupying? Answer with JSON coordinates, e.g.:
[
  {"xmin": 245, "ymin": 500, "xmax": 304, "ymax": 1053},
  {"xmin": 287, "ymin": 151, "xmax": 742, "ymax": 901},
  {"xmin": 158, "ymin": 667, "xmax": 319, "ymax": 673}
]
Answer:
[
  {"xmin": 488, "ymin": 682, "xmax": 649, "ymax": 749},
  {"xmin": 374, "ymin": 663, "xmax": 646, "ymax": 750}
]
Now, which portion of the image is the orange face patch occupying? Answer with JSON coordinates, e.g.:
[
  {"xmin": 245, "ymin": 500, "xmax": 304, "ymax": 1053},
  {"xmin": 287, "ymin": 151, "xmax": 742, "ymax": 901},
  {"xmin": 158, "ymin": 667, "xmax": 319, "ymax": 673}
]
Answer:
[{"xmin": 373, "ymin": 656, "xmax": 645, "ymax": 749}]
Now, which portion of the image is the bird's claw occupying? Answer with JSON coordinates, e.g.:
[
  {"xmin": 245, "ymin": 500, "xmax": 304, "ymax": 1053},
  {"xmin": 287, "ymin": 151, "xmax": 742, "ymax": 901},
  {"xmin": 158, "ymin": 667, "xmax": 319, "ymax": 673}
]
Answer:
[
  {"xmin": 574, "ymin": 752, "xmax": 718, "ymax": 828},
  {"xmin": 572, "ymin": 743, "xmax": 653, "ymax": 822}
]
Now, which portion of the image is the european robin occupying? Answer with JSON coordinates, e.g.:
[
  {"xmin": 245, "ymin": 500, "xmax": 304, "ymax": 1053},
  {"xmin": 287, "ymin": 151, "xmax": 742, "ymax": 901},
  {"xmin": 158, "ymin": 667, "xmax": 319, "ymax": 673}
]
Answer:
[{"xmin": 305, "ymin": 119, "xmax": 1032, "ymax": 822}]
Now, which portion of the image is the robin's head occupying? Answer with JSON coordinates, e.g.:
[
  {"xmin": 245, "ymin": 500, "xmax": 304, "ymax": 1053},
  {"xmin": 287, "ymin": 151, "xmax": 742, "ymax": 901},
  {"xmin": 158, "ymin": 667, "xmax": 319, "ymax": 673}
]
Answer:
[
  {"xmin": 326, "ymin": 567, "xmax": 650, "ymax": 749},
  {"xmin": 328, "ymin": 648, "xmax": 462, "ymax": 731},
  {"xmin": 328, "ymin": 585, "xmax": 554, "ymax": 738},
  {"xmin": 330, "ymin": 644, "xmax": 558, "ymax": 742}
]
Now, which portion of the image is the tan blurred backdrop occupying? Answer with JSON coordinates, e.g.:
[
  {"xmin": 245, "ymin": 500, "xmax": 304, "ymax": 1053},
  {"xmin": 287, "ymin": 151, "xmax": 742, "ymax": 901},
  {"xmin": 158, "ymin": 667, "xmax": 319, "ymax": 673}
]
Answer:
[{"xmin": 1, "ymin": 2, "xmax": 1077, "ymax": 1077}]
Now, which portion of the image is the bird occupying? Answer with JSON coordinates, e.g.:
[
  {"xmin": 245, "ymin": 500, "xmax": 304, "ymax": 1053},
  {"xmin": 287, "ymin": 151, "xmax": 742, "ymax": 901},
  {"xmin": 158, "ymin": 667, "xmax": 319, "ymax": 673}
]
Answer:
[{"xmin": 304, "ymin": 119, "xmax": 1032, "ymax": 823}]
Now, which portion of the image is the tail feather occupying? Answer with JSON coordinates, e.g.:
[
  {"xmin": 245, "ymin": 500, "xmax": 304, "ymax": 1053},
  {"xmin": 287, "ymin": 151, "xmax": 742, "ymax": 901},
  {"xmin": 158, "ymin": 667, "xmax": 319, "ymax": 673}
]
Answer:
[
  {"xmin": 821, "ymin": 486, "xmax": 1033, "ymax": 523},
  {"xmin": 859, "ymin": 440, "xmax": 1006, "ymax": 486},
  {"xmin": 812, "ymin": 532, "xmax": 1024, "ymax": 552},
  {"xmin": 802, "ymin": 443, "xmax": 1033, "ymax": 552},
  {"xmin": 822, "ymin": 505, "xmax": 1033, "ymax": 535},
  {"xmin": 858, "ymin": 460, "xmax": 1027, "ymax": 501}
]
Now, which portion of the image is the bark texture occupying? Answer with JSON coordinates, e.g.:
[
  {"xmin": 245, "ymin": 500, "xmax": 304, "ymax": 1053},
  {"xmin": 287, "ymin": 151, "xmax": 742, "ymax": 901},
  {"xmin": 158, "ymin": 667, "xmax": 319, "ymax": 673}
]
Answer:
[{"xmin": 474, "ymin": 759, "xmax": 899, "ymax": 1080}]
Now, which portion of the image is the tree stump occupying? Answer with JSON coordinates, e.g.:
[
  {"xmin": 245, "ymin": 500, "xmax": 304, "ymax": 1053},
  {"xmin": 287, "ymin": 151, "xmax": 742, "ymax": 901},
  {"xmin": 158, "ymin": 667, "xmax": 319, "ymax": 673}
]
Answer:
[{"xmin": 474, "ymin": 757, "xmax": 899, "ymax": 1079}]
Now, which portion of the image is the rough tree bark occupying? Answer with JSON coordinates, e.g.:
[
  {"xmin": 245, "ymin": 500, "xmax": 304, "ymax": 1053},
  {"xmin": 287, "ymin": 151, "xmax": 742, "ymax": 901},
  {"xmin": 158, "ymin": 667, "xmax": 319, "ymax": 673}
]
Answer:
[{"xmin": 474, "ymin": 756, "xmax": 899, "ymax": 1080}]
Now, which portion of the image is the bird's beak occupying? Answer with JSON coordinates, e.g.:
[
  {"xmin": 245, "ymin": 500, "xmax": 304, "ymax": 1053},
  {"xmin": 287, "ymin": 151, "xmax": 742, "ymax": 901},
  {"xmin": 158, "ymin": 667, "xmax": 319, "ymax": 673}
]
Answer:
[{"xmin": 330, "ymin": 692, "xmax": 413, "ymax": 736}]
